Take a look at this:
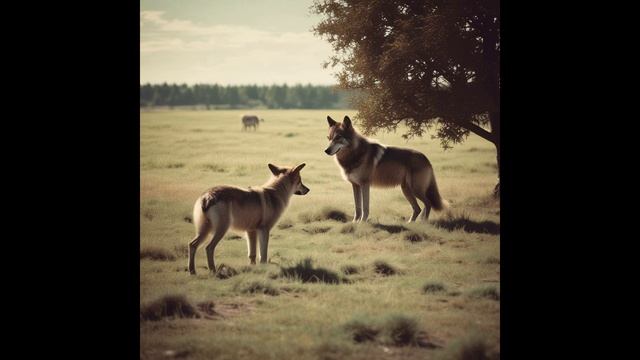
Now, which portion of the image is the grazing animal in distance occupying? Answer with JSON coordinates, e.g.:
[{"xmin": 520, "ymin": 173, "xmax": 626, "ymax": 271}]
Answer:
[
  {"xmin": 188, "ymin": 163, "xmax": 310, "ymax": 275},
  {"xmin": 242, "ymin": 115, "xmax": 260, "ymax": 131},
  {"xmin": 324, "ymin": 115, "xmax": 448, "ymax": 223}
]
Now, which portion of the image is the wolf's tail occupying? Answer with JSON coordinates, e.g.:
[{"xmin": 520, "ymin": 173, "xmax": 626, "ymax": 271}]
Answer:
[
  {"xmin": 193, "ymin": 195, "xmax": 211, "ymax": 232},
  {"xmin": 426, "ymin": 174, "xmax": 449, "ymax": 211}
]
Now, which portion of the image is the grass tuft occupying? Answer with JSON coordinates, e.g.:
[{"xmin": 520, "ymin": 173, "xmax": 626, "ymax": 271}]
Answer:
[
  {"xmin": 484, "ymin": 256, "xmax": 500, "ymax": 264},
  {"xmin": 215, "ymin": 264, "xmax": 238, "ymax": 279},
  {"xmin": 201, "ymin": 163, "xmax": 225, "ymax": 172},
  {"xmin": 433, "ymin": 212, "xmax": 500, "ymax": 234},
  {"xmin": 383, "ymin": 315, "xmax": 420, "ymax": 346},
  {"xmin": 373, "ymin": 260, "xmax": 397, "ymax": 276},
  {"xmin": 277, "ymin": 218, "xmax": 294, "ymax": 229},
  {"xmin": 196, "ymin": 301, "xmax": 219, "ymax": 316},
  {"xmin": 173, "ymin": 244, "xmax": 189, "ymax": 258},
  {"xmin": 235, "ymin": 280, "xmax": 280, "ymax": 296},
  {"xmin": 302, "ymin": 225, "xmax": 332, "ymax": 234},
  {"xmin": 341, "ymin": 264, "xmax": 360, "ymax": 275},
  {"xmin": 299, "ymin": 207, "xmax": 348, "ymax": 223},
  {"xmin": 404, "ymin": 231, "xmax": 424, "ymax": 242},
  {"xmin": 140, "ymin": 294, "xmax": 200, "ymax": 321},
  {"xmin": 422, "ymin": 281, "xmax": 447, "ymax": 294},
  {"xmin": 140, "ymin": 247, "xmax": 176, "ymax": 261},
  {"xmin": 340, "ymin": 223, "xmax": 356, "ymax": 234},
  {"xmin": 372, "ymin": 223, "xmax": 407, "ymax": 234},
  {"xmin": 280, "ymin": 258, "xmax": 341, "ymax": 284},
  {"xmin": 468, "ymin": 286, "xmax": 500, "ymax": 301},
  {"xmin": 344, "ymin": 319, "xmax": 380, "ymax": 343},
  {"xmin": 440, "ymin": 334, "xmax": 490, "ymax": 360}
]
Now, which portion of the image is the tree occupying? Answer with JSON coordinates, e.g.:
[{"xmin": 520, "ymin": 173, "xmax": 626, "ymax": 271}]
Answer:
[
  {"xmin": 224, "ymin": 86, "xmax": 240, "ymax": 107},
  {"xmin": 312, "ymin": 0, "xmax": 500, "ymax": 196},
  {"xmin": 140, "ymin": 83, "xmax": 153, "ymax": 107}
]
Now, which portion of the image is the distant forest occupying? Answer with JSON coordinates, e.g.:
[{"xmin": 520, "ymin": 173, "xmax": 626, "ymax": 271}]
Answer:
[{"xmin": 140, "ymin": 83, "xmax": 355, "ymax": 109}]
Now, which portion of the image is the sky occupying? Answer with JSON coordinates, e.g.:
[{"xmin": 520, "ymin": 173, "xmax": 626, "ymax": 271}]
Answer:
[{"xmin": 140, "ymin": 0, "xmax": 338, "ymax": 85}]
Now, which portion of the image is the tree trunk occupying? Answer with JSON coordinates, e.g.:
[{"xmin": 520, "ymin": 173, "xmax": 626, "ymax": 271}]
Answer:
[
  {"xmin": 493, "ymin": 140, "xmax": 500, "ymax": 198},
  {"xmin": 489, "ymin": 111, "xmax": 500, "ymax": 198}
]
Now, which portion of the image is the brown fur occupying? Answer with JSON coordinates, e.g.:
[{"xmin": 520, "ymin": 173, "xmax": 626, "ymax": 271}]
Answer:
[
  {"xmin": 325, "ymin": 115, "xmax": 447, "ymax": 222},
  {"xmin": 188, "ymin": 163, "xmax": 309, "ymax": 274}
]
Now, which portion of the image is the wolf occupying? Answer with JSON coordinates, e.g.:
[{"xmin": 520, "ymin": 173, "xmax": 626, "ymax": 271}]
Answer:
[
  {"xmin": 324, "ymin": 115, "xmax": 448, "ymax": 223},
  {"xmin": 188, "ymin": 163, "xmax": 309, "ymax": 275}
]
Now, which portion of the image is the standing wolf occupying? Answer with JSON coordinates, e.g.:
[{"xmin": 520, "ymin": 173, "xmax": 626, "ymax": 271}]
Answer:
[
  {"xmin": 188, "ymin": 163, "xmax": 309, "ymax": 275},
  {"xmin": 324, "ymin": 116, "xmax": 448, "ymax": 223}
]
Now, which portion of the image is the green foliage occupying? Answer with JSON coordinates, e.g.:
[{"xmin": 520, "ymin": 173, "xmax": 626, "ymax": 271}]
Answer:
[{"xmin": 312, "ymin": 0, "xmax": 500, "ymax": 150}]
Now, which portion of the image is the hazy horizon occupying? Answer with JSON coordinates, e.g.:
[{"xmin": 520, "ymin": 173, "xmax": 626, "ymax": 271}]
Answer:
[
  {"xmin": 140, "ymin": 0, "xmax": 338, "ymax": 86},
  {"xmin": 140, "ymin": 82, "xmax": 340, "ymax": 87}
]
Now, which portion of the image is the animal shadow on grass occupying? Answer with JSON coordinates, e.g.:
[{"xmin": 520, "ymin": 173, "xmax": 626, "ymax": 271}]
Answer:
[
  {"xmin": 433, "ymin": 212, "xmax": 500, "ymax": 234},
  {"xmin": 280, "ymin": 258, "xmax": 342, "ymax": 284}
]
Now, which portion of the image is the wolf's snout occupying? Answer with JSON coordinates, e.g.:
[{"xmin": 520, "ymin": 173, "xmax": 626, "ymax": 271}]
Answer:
[
  {"xmin": 296, "ymin": 185, "xmax": 310, "ymax": 195},
  {"xmin": 324, "ymin": 147, "xmax": 332, "ymax": 155}
]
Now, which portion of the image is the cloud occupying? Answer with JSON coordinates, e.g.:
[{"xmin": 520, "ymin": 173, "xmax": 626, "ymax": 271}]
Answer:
[
  {"xmin": 140, "ymin": 10, "xmax": 338, "ymax": 84},
  {"xmin": 140, "ymin": 11, "xmax": 320, "ymax": 53}
]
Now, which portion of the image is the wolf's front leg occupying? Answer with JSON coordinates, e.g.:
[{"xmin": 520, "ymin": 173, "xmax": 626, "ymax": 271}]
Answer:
[
  {"xmin": 258, "ymin": 228, "xmax": 270, "ymax": 264},
  {"xmin": 352, "ymin": 183, "xmax": 362, "ymax": 222},
  {"xmin": 360, "ymin": 184, "xmax": 370, "ymax": 222},
  {"xmin": 246, "ymin": 230, "xmax": 257, "ymax": 264}
]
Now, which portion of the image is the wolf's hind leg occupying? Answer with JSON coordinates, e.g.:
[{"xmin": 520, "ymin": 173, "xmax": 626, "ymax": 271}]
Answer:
[
  {"xmin": 188, "ymin": 233, "xmax": 208, "ymax": 275},
  {"xmin": 415, "ymin": 192, "xmax": 432, "ymax": 221},
  {"xmin": 188, "ymin": 207, "xmax": 212, "ymax": 274},
  {"xmin": 246, "ymin": 230, "xmax": 257, "ymax": 264},
  {"xmin": 205, "ymin": 215, "xmax": 230, "ymax": 274},
  {"xmin": 401, "ymin": 182, "xmax": 421, "ymax": 222}
]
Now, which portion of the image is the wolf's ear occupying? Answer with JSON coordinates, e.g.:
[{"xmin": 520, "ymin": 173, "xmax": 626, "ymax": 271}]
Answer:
[
  {"xmin": 327, "ymin": 116, "xmax": 337, "ymax": 127},
  {"xmin": 293, "ymin": 163, "xmax": 306, "ymax": 173},
  {"xmin": 268, "ymin": 163, "xmax": 284, "ymax": 175},
  {"xmin": 343, "ymin": 116, "xmax": 352, "ymax": 129}
]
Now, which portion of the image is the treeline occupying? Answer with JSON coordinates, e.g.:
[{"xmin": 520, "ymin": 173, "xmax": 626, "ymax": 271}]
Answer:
[{"xmin": 140, "ymin": 83, "xmax": 354, "ymax": 109}]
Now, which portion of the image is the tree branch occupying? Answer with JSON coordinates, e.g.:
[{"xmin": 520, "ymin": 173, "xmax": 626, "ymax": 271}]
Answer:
[{"xmin": 461, "ymin": 121, "xmax": 495, "ymax": 144}]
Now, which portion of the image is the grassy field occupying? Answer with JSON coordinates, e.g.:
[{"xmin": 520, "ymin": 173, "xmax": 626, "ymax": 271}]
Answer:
[{"xmin": 140, "ymin": 109, "xmax": 500, "ymax": 359}]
